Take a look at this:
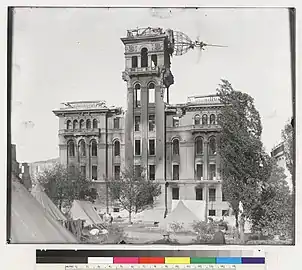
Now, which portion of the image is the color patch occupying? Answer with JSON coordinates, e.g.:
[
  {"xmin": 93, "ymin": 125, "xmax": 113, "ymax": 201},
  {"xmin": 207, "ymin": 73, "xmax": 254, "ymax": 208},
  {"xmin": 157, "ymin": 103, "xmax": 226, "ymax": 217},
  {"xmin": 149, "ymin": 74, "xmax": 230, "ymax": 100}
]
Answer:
[
  {"xmin": 138, "ymin": 257, "xmax": 165, "ymax": 264},
  {"xmin": 242, "ymin": 257, "xmax": 265, "ymax": 264},
  {"xmin": 165, "ymin": 257, "xmax": 191, "ymax": 264},
  {"xmin": 113, "ymin": 257, "xmax": 139, "ymax": 264},
  {"xmin": 190, "ymin": 257, "xmax": 216, "ymax": 264},
  {"xmin": 216, "ymin": 257, "xmax": 242, "ymax": 264}
]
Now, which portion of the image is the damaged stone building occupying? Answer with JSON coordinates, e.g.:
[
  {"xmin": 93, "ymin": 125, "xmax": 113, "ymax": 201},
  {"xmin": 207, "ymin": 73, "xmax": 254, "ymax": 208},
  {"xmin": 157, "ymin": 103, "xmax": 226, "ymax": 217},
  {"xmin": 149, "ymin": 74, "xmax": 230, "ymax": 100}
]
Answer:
[{"xmin": 53, "ymin": 27, "xmax": 229, "ymax": 219}]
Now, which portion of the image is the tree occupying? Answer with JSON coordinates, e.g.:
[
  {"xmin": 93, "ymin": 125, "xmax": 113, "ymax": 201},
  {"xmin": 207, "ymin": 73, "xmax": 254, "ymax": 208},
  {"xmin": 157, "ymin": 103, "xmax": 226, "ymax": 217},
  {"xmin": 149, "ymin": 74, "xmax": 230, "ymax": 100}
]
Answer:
[
  {"xmin": 36, "ymin": 163, "xmax": 97, "ymax": 211},
  {"xmin": 107, "ymin": 165, "xmax": 161, "ymax": 223},
  {"xmin": 251, "ymin": 160, "xmax": 292, "ymax": 238},
  {"xmin": 217, "ymin": 79, "xmax": 270, "ymax": 243},
  {"xmin": 281, "ymin": 121, "xmax": 294, "ymax": 184}
]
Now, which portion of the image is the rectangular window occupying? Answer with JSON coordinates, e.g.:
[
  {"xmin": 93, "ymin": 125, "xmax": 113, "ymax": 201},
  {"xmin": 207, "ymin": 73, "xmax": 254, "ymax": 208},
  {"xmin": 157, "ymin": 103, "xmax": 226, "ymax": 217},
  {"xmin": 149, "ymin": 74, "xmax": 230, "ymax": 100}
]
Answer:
[
  {"xmin": 114, "ymin": 165, "xmax": 120, "ymax": 180},
  {"xmin": 113, "ymin": 118, "xmax": 119, "ymax": 129},
  {"xmin": 149, "ymin": 139, "xmax": 155, "ymax": 156},
  {"xmin": 135, "ymin": 140, "xmax": 141, "ymax": 156},
  {"xmin": 196, "ymin": 188, "xmax": 203, "ymax": 200},
  {"xmin": 172, "ymin": 187, "xmax": 179, "ymax": 200},
  {"xmin": 92, "ymin": 165, "xmax": 97, "ymax": 180},
  {"xmin": 209, "ymin": 188, "xmax": 216, "ymax": 201},
  {"xmin": 209, "ymin": 210, "xmax": 216, "ymax": 216},
  {"xmin": 173, "ymin": 117, "xmax": 179, "ymax": 127},
  {"xmin": 134, "ymin": 165, "xmax": 141, "ymax": 178},
  {"xmin": 222, "ymin": 210, "xmax": 229, "ymax": 216},
  {"xmin": 149, "ymin": 165, "xmax": 155, "ymax": 180},
  {"xmin": 149, "ymin": 115, "xmax": 155, "ymax": 131},
  {"xmin": 151, "ymin": 54, "xmax": 157, "ymax": 67},
  {"xmin": 196, "ymin": 164, "xmax": 203, "ymax": 179},
  {"xmin": 134, "ymin": 116, "xmax": 140, "ymax": 131},
  {"xmin": 113, "ymin": 207, "xmax": 120, "ymax": 213},
  {"xmin": 80, "ymin": 165, "xmax": 86, "ymax": 178},
  {"xmin": 209, "ymin": 164, "xmax": 216, "ymax": 180},
  {"xmin": 172, "ymin": 164, "xmax": 179, "ymax": 180},
  {"xmin": 135, "ymin": 89, "xmax": 141, "ymax": 107}
]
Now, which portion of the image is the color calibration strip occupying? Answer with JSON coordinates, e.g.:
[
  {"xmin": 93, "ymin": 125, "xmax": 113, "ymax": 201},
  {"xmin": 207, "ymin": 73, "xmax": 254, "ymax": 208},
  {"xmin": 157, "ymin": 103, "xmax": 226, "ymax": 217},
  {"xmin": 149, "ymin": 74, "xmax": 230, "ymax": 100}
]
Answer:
[{"xmin": 88, "ymin": 257, "xmax": 265, "ymax": 265}]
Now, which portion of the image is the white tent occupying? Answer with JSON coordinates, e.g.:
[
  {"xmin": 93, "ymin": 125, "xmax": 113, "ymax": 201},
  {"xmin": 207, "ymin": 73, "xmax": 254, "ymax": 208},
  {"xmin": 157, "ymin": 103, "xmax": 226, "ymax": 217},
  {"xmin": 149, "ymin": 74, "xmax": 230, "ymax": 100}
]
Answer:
[
  {"xmin": 160, "ymin": 200, "xmax": 200, "ymax": 231},
  {"xmin": 70, "ymin": 200, "xmax": 103, "ymax": 227},
  {"xmin": 172, "ymin": 200, "xmax": 206, "ymax": 221},
  {"xmin": 31, "ymin": 183, "xmax": 67, "ymax": 222},
  {"xmin": 11, "ymin": 174, "xmax": 77, "ymax": 243}
]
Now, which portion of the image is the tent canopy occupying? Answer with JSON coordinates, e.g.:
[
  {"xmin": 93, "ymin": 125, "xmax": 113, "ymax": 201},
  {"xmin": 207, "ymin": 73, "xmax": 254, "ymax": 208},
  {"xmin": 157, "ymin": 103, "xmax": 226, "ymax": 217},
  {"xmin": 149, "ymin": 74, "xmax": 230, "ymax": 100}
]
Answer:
[
  {"xmin": 160, "ymin": 200, "xmax": 200, "ymax": 231},
  {"xmin": 11, "ymin": 174, "xmax": 77, "ymax": 243},
  {"xmin": 70, "ymin": 200, "xmax": 103, "ymax": 227},
  {"xmin": 31, "ymin": 183, "xmax": 67, "ymax": 221}
]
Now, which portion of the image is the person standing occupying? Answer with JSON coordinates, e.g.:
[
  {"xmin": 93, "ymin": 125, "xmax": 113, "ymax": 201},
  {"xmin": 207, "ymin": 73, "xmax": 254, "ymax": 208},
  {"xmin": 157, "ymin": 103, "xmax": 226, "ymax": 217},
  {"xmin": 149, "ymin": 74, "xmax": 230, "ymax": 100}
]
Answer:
[{"xmin": 211, "ymin": 222, "xmax": 227, "ymax": 244}]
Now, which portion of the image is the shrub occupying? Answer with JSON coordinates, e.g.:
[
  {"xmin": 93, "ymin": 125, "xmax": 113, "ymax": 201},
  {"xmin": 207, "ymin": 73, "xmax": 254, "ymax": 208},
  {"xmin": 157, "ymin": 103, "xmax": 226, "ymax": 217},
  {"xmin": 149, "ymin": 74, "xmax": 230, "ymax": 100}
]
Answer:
[{"xmin": 169, "ymin": 222, "xmax": 185, "ymax": 233}]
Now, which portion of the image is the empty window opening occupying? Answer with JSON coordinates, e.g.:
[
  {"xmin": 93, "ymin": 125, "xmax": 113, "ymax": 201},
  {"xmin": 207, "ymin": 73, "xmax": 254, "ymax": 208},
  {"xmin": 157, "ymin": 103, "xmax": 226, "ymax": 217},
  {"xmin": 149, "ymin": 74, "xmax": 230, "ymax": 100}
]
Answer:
[
  {"xmin": 114, "ymin": 165, "xmax": 120, "ymax": 180},
  {"xmin": 172, "ymin": 187, "xmax": 179, "ymax": 200},
  {"xmin": 209, "ymin": 164, "xmax": 216, "ymax": 180},
  {"xmin": 134, "ymin": 84, "xmax": 141, "ymax": 107},
  {"xmin": 113, "ymin": 118, "xmax": 120, "ymax": 129},
  {"xmin": 222, "ymin": 210, "xmax": 229, "ymax": 216},
  {"xmin": 172, "ymin": 139, "xmax": 179, "ymax": 155},
  {"xmin": 113, "ymin": 207, "xmax": 120, "ymax": 213},
  {"xmin": 67, "ymin": 120, "xmax": 72, "ymax": 130},
  {"xmin": 149, "ymin": 114, "xmax": 155, "ymax": 131},
  {"xmin": 195, "ymin": 137, "xmax": 203, "ymax": 155},
  {"xmin": 149, "ymin": 165, "xmax": 155, "ymax": 180},
  {"xmin": 73, "ymin": 120, "xmax": 78, "ymax": 130},
  {"xmin": 68, "ymin": 141, "xmax": 75, "ymax": 157},
  {"xmin": 91, "ymin": 140, "xmax": 97, "ymax": 156},
  {"xmin": 79, "ymin": 140, "xmax": 86, "ymax": 156},
  {"xmin": 134, "ymin": 116, "xmax": 140, "ymax": 131},
  {"xmin": 135, "ymin": 140, "xmax": 141, "ymax": 156},
  {"xmin": 202, "ymin": 114, "xmax": 208, "ymax": 125},
  {"xmin": 141, "ymin": 47, "xmax": 148, "ymax": 67},
  {"xmin": 209, "ymin": 188, "xmax": 216, "ymax": 201},
  {"xmin": 173, "ymin": 164, "xmax": 179, "ymax": 180},
  {"xmin": 196, "ymin": 164, "xmax": 203, "ymax": 179},
  {"xmin": 149, "ymin": 139, "xmax": 155, "ymax": 156},
  {"xmin": 148, "ymin": 83, "xmax": 155, "ymax": 103},
  {"xmin": 132, "ymin": 56, "xmax": 138, "ymax": 68},
  {"xmin": 196, "ymin": 188, "xmax": 203, "ymax": 200},
  {"xmin": 93, "ymin": 119, "xmax": 98, "ymax": 129},
  {"xmin": 210, "ymin": 114, "xmax": 216, "ymax": 125},
  {"xmin": 151, "ymin": 54, "xmax": 157, "ymax": 67},
  {"xmin": 194, "ymin": 114, "xmax": 201, "ymax": 125},
  {"xmin": 209, "ymin": 137, "xmax": 217, "ymax": 155},
  {"xmin": 114, "ymin": 140, "xmax": 120, "ymax": 156},
  {"xmin": 92, "ymin": 166, "xmax": 97, "ymax": 180},
  {"xmin": 209, "ymin": 209, "xmax": 216, "ymax": 216},
  {"xmin": 86, "ymin": 119, "xmax": 91, "ymax": 129}
]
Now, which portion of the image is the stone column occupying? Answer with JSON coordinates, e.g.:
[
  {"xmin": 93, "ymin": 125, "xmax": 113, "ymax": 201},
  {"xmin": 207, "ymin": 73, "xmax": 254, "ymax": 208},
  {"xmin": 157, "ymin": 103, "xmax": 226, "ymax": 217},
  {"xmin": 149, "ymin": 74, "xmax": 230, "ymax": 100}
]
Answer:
[
  {"xmin": 203, "ymin": 139, "xmax": 208, "ymax": 180},
  {"xmin": 125, "ymin": 87, "xmax": 134, "ymax": 169},
  {"xmin": 141, "ymin": 86, "xmax": 148, "ymax": 171}
]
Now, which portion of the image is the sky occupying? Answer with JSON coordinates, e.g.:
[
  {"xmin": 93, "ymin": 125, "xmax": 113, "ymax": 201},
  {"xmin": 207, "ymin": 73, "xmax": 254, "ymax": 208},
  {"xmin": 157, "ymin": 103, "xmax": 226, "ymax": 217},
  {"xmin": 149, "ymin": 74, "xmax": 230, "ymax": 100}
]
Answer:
[{"xmin": 11, "ymin": 7, "xmax": 293, "ymax": 163}]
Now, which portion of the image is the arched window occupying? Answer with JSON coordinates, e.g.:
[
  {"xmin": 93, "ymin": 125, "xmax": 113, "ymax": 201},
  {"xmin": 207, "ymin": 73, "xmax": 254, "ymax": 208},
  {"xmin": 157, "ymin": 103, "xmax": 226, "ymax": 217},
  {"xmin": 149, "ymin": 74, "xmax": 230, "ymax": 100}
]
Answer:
[
  {"xmin": 172, "ymin": 139, "xmax": 179, "ymax": 155},
  {"xmin": 132, "ymin": 56, "xmax": 138, "ymax": 68},
  {"xmin": 68, "ymin": 141, "xmax": 75, "ymax": 157},
  {"xmin": 79, "ymin": 119, "xmax": 85, "ymax": 130},
  {"xmin": 209, "ymin": 137, "xmax": 216, "ymax": 155},
  {"xmin": 148, "ymin": 82, "xmax": 155, "ymax": 103},
  {"xmin": 114, "ymin": 140, "xmax": 120, "ymax": 156},
  {"xmin": 202, "ymin": 114, "xmax": 208, "ymax": 125},
  {"xmin": 93, "ymin": 119, "xmax": 98, "ymax": 129},
  {"xmin": 141, "ymin": 47, "xmax": 148, "ymax": 67},
  {"xmin": 91, "ymin": 140, "xmax": 97, "ymax": 156},
  {"xmin": 210, "ymin": 114, "xmax": 216, "ymax": 125},
  {"xmin": 195, "ymin": 137, "xmax": 203, "ymax": 155},
  {"xmin": 66, "ymin": 120, "xmax": 72, "ymax": 130},
  {"xmin": 73, "ymin": 120, "xmax": 78, "ymax": 130},
  {"xmin": 194, "ymin": 114, "xmax": 201, "ymax": 125},
  {"xmin": 86, "ymin": 119, "xmax": 91, "ymax": 129},
  {"xmin": 134, "ymin": 84, "xmax": 141, "ymax": 107},
  {"xmin": 79, "ymin": 140, "xmax": 86, "ymax": 156}
]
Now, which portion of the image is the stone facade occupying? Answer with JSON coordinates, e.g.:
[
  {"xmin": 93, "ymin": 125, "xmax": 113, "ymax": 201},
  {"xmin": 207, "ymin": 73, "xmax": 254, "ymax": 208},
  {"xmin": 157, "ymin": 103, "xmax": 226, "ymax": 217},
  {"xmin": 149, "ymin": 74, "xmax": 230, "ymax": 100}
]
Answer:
[{"xmin": 53, "ymin": 28, "xmax": 230, "ymax": 219}]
